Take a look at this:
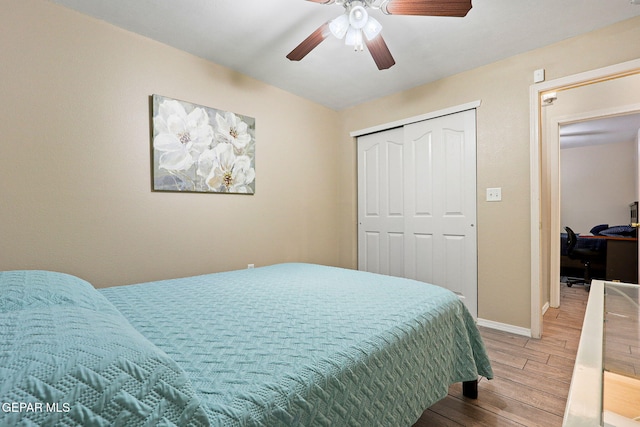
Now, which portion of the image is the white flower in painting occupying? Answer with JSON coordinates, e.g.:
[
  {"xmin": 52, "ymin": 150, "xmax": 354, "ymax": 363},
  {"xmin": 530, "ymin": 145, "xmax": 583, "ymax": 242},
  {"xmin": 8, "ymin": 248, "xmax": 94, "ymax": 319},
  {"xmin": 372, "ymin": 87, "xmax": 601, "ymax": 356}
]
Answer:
[
  {"xmin": 154, "ymin": 100, "xmax": 213, "ymax": 171},
  {"xmin": 215, "ymin": 111, "xmax": 252, "ymax": 152},
  {"xmin": 202, "ymin": 143, "xmax": 255, "ymax": 193},
  {"xmin": 196, "ymin": 148, "xmax": 217, "ymax": 182}
]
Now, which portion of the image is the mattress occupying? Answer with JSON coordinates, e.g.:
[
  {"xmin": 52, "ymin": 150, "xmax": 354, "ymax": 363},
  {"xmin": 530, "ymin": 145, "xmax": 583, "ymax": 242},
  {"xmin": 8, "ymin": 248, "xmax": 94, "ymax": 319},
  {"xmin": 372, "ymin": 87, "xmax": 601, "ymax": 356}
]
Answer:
[
  {"xmin": 0, "ymin": 263, "xmax": 492, "ymax": 426},
  {"xmin": 100, "ymin": 263, "xmax": 492, "ymax": 426}
]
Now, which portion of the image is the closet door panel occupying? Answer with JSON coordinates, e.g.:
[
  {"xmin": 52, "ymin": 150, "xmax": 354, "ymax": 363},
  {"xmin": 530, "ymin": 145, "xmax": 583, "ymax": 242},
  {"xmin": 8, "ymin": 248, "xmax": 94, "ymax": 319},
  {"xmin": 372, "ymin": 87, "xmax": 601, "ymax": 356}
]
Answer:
[
  {"xmin": 357, "ymin": 109, "xmax": 477, "ymax": 318},
  {"xmin": 414, "ymin": 233, "xmax": 434, "ymax": 284},
  {"xmin": 443, "ymin": 128, "xmax": 466, "ymax": 217},
  {"xmin": 362, "ymin": 231, "xmax": 381, "ymax": 274},
  {"xmin": 388, "ymin": 141, "xmax": 405, "ymax": 217},
  {"xmin": 363, "ymin": 144, "xmax": 381, "ymax": 217},
  {"xmin": 358, "ymin": 128, "xmax": 405, "ymax": 276},
  {"xmin": 411, "ymin": 130, "xmax": 434, "ymax": 217},
  {"xmin": 404, "ymin": 110, "xmax": 477, "ymax": 318}
]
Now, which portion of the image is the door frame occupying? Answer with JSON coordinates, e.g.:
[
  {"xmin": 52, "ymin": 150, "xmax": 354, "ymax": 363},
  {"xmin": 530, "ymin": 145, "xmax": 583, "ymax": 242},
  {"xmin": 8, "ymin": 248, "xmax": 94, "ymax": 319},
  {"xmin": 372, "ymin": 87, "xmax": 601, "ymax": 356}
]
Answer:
[
  {"xmin": 350, "ymin": 100, "xmax": 481, "ymax": 138},
  {"xmin": 529, "ymin": 58, "xmax": 640, "ymax": 339},
  {"xmin": 550, "ymin": 106, "xmax": 640, "ymax": 308}
]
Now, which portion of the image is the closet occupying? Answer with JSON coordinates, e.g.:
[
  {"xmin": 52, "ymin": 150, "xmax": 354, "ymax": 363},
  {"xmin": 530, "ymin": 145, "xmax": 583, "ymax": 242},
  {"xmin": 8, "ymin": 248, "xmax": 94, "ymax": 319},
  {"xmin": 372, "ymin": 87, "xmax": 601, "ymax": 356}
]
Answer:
[{"xmin": 357, "ymin": 108, "xmax": 478, "ymax": 317}]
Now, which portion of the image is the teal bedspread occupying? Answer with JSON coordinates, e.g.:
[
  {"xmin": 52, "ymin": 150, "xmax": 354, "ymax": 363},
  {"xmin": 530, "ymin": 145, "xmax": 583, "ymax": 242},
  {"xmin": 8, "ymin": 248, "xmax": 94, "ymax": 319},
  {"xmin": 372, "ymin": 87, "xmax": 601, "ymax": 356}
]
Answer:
[
  {"xmin": 100, "ymin": 263, "xmax": 492, "ymax": 426},
  {"xmin": 0, "ymin": 270, "xmax": 210, "ymax": 426},
  {"xmin": 1, "ymin": 264, "xmax": 492, "ymax": 426}
]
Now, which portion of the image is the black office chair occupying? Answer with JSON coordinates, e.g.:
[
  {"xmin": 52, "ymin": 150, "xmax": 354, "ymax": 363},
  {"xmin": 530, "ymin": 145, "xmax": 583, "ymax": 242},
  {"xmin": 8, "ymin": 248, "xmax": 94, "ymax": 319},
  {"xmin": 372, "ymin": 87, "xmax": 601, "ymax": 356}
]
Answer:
[{"xmin": 565, "ymin": 226, "xmax": 602, "ymax": 291}]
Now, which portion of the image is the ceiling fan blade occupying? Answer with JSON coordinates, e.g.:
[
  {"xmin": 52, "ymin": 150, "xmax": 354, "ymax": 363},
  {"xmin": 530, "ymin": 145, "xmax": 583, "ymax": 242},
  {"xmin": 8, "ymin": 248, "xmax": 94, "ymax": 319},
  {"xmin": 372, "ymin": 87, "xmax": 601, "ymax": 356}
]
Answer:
[
  {"xmin": 286, "ymin": 22, "xmax": 330, "ymax": 62},
  {"xmin": 305, "ymin": 0, "xmax": 335, "ymax": 3},
  {"xmin": 365, "ymin": 35, "xmax": 396, "ymax": 70},
  {"xmin": 384, "ymin": 0, "xmax": 472, "ymax": 17}
]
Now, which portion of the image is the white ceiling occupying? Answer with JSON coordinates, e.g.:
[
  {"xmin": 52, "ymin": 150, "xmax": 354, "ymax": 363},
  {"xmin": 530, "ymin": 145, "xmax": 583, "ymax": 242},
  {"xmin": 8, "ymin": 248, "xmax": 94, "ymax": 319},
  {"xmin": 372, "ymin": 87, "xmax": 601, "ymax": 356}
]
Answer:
[
  {"xmin": 560, "ymin": 113, "xmax": 640, "ymax": 149},
  {"xmin": 49, "ymin": 0, "xmax": 640, "ymax": 110}
]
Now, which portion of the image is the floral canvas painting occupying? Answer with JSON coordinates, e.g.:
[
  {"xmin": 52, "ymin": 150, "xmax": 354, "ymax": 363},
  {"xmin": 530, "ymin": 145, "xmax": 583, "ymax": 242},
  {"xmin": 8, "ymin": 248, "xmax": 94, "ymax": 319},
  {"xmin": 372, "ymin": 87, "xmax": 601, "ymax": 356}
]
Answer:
[{"xmin": 151, "ymin": 94, "xmax": 256, "ymax": 194}]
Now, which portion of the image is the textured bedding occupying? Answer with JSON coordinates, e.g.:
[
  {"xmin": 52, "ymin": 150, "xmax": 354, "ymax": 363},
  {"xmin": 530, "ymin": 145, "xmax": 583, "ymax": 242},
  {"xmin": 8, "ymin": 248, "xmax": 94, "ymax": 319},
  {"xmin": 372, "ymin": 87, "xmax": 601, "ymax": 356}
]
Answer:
[
  {"xmin": 0, "ymin": 270, "xmax": 210, "ymax": 426},
  {"xmin": 100, "ymin": 263, "xmax": 493, "ymax": 426},
  {"xmin": 0, "ymin": 264, "xmax": 492, "ymax": 426}
]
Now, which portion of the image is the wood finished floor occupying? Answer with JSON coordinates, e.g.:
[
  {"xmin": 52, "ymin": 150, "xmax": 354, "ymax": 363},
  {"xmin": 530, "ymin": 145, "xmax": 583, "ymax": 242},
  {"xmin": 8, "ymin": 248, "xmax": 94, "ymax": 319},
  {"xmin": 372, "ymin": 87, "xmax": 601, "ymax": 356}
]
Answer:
[{"xmin": 414, "ymin": 283, "xmax": 589, "ymax": 426}]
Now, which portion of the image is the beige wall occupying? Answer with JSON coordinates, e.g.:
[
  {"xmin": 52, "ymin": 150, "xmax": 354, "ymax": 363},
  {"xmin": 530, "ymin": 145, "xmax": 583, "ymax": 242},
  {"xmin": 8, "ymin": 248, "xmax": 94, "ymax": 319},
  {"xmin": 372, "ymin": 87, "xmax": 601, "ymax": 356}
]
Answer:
[
  {"xmin": 0, "ymin": 0, "xmax": 341, "ymax": 287},
  {"xmin": 3, "ymin": 0, "xmax": 640, "ymax": 329},
  {"xmin": 561, "ymin": 141, "xmax": 636, "ymax": 233},
  {"xmin": 338, "ymin": 17, "xmax": 640, "ymax": 328}
]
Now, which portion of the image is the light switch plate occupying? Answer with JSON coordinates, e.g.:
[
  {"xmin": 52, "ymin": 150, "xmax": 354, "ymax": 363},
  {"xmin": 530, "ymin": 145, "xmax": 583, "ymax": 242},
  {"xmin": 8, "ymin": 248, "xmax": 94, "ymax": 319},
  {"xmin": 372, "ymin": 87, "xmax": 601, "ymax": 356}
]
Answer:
[{"xmin": 486, "ymin": 187, "xmax": 502, "ymax": 202}]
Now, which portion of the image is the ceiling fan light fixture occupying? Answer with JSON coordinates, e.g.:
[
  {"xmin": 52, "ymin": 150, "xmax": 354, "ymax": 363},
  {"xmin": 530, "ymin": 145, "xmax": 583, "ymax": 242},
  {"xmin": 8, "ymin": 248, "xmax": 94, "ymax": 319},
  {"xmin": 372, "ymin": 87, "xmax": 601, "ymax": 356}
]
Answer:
[
  {"xmin": 330, "ymin": 1, "xmax": 378, "ymax": 50},
  {"xmin": 349, "ymin": 3, "xmax": 369, "ymax": 29},
  {"xmin": 362, "ymin": 16, "xmax": 382, "ymax": 40},
  {"xmin": 345, "ymin": 26, "xmax": 364, "ymax": 51},
  {"xmin": 329, "ymin": 13, "xmax": 350, "ymax": 39}
]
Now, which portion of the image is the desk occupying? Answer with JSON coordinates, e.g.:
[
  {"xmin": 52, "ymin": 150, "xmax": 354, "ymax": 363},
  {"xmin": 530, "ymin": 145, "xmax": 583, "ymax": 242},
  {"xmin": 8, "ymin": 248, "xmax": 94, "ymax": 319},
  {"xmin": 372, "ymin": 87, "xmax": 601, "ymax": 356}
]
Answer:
[{"xmin": 581, "ymin": 235, "xmax": 638, "ymax": 283}]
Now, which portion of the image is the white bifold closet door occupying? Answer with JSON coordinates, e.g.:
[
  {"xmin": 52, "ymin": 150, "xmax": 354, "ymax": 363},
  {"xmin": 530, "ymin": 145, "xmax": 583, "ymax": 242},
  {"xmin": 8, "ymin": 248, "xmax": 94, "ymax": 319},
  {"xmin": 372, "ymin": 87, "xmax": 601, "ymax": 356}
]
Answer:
[{"xmin": 357, "ymin": 109, "xmax": 477, "ymax": 318}]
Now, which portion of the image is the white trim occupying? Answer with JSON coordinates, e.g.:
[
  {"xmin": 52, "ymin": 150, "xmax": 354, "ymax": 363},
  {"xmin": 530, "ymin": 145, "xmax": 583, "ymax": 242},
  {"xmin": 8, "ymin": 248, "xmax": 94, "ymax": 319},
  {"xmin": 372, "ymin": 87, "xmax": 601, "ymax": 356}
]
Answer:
[
  {"xmin": 529, "ymin": 83, "xmax": 543, "ymax": 339},
  {"xmin": 530, "ymin": 58, "xmax": 640, "ymax": 341},
  {"xmin": 532, "ymin": 58, "xmax": 640, "ymax": 94},
  {"xmin": 549, "ymin": 103, "xmax": 640, "ymax": 310},
  {"xmin": 477, "ymin": 318, "xmax": 532, "ymax": 338},
  {"xmin": 542, "ymin": 301, "xmax": 550, "ymax": 316},
  {"xmin": 549, "ymin": 113, "xmax": 561, "ymax": 310},
  {"xmin": 555, "ymin": 104, "xmax": 640, "ymax": 126},
  {"xmin": 350, "ymin": 100, "xmax": 481, "ymax": 137}
]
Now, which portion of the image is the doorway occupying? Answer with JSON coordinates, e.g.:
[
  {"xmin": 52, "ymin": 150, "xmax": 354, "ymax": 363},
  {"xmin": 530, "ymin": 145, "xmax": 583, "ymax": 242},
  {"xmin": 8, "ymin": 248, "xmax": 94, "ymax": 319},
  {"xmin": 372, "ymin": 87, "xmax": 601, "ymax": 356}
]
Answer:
[
  {"xmin": 559, "ymin": 113, "xmax": 640, "ymax": 289},
  {"xmin": 530, "ymin": 59, "xmax": 640, "ymax": 338}
]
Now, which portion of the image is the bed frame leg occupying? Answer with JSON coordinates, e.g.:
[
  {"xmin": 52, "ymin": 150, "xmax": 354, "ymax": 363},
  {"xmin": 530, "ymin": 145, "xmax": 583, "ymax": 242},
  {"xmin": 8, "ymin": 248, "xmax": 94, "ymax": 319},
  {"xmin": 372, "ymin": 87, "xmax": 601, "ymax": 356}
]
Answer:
[{"xmin": 462, "ymin": 379, "xmax": 478, "ymax": 399}]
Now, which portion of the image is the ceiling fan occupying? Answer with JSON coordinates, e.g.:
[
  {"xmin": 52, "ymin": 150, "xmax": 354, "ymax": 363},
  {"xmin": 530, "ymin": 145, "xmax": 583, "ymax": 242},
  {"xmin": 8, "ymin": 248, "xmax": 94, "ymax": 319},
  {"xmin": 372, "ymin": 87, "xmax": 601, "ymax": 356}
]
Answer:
[{"xmin": 287, "ymin": 0, "xmax": 472, "ymax": 70}]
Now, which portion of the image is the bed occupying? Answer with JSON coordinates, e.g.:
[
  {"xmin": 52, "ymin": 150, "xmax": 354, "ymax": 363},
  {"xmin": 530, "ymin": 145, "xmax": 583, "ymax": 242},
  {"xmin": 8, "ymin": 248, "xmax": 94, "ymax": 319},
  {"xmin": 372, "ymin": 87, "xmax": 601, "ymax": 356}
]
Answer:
[{"xmin": 0, "ymin": 263, "xmax": 492, "ymax": 426}]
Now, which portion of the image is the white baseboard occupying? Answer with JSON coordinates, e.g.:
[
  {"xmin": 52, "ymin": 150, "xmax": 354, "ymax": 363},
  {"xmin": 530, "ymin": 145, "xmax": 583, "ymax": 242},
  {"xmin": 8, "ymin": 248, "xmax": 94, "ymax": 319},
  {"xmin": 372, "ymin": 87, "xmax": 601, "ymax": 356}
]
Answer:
[
  {"xmin": 542, "ymin": 301, "xmax": 550, "ymax": 315},
  {"xmin": 477, "ymin": 318, "xmax": 532, "ymax": 337}
]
